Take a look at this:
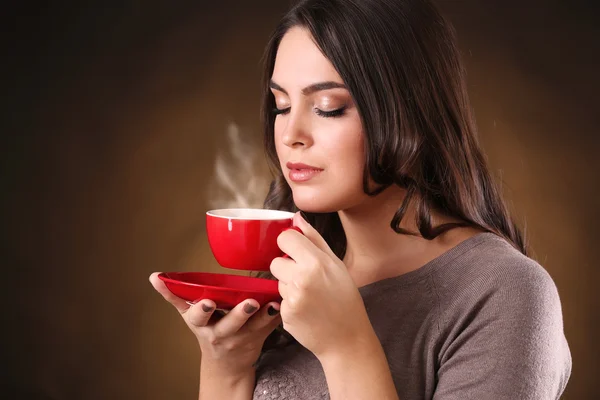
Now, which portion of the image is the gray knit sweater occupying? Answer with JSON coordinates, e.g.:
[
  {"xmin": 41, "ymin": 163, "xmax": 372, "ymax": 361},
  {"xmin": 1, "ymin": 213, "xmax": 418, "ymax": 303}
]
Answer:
[{"xmin": 253, "ymin": 232, "xmax": 572, "ymax": 399}]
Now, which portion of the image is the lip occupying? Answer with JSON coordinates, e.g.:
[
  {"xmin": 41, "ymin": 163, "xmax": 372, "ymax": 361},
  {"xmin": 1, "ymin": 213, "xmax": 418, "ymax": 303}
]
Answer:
[
  {"xmin": 286, "ymin": 162, "xmax": 324, "ymax": 183},
  {"xmin": 286, "ymin": 162, "xmax": 323, "ymax": 170}
]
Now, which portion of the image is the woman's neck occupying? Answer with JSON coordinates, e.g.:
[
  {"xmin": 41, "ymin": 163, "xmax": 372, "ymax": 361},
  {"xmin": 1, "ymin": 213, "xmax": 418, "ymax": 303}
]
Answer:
[{"xmin": 338, "ymin": 185, "xmax": 481, "ymax": 287}]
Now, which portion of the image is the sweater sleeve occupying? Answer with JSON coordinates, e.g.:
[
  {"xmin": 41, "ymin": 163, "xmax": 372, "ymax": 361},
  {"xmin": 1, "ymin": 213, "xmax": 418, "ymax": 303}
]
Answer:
[{"xmin": 433, "ymin": 262, "xmax": 572, "ymax": 400}]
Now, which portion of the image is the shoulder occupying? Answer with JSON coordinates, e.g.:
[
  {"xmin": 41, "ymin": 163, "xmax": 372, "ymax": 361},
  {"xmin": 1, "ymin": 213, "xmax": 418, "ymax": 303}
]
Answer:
[
  {"xmin": 430, "ymin": 233, "xmax": 572, "ymax": 399},
  {"xmin": 431, "ymin": 232, "xmax": 564, "ymax": 316},
  {"xmin": 430, "ymin": 232, "xmax": 571, "ymax": 370}
]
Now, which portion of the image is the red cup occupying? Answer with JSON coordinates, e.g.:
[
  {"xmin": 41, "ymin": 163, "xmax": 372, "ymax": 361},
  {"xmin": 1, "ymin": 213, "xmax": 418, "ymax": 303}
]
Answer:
[{"xmin": 206, "ymin": 208, "xmax": 296, "ymax": 271}]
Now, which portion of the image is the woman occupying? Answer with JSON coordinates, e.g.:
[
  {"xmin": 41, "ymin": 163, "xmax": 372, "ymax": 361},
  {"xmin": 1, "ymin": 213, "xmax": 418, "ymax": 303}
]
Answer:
[{"xmin": 150, "ymin": 0, "xmax": 572, "ymax": 398}]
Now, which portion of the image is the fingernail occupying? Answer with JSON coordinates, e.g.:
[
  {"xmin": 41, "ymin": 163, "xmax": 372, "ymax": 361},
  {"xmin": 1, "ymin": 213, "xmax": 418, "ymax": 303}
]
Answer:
[
  {"xmin": 268, "ymin": 306, "xmax": 280, "ymax": 316},
  {"xmin": 244, "ymin": 303, "xmax": 258, "ymax": 314},
  {"xmin": 201, "ymin": 304, "xmax": 214, "ymax": 313}
]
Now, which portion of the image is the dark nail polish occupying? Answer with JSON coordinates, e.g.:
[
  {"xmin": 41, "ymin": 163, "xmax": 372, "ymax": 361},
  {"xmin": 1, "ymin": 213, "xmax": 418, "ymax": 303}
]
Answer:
[
  {"xmin": 244, "ymin": 303, "xmax": 258, "ymax": 314},
  {"xmin": 268, "ymin": 306, "xmax": 280, "ymax": 316},
  {"xmin": 201, "ymin": 304, "xmax": 214, "ymax": 313}
]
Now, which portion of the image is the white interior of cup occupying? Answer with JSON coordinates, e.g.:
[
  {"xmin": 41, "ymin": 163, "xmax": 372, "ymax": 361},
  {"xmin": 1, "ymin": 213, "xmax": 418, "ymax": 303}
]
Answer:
[{"xmin": 206, "ymin": 208, "xmax": 294, "ymax": 220}]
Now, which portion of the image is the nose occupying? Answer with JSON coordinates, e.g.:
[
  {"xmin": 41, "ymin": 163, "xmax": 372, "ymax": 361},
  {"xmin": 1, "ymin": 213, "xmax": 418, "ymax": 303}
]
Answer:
[{"xmin": 281, "ymin": 113, "xmax": 313, "ymax": 148}]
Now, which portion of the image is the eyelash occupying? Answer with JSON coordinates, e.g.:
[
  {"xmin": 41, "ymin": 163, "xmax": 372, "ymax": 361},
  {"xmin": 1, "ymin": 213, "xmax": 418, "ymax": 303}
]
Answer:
[{"xmin": 272, "ymin": 106, "xmax": 347, "ymax": 118}]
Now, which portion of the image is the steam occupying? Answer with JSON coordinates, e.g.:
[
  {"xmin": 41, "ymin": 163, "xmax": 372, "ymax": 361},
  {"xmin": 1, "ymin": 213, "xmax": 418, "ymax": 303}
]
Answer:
[{"xmin": 208, "ymin": 122, "xmax": 270, "ymax": 209}]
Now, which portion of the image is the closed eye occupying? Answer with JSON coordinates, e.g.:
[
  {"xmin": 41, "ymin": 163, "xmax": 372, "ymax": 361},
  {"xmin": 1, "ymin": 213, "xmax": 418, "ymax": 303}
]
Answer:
[
  {"xmin": 314, "ymin": 107, "xmax": 346, "ymax": 118},
  {"xmin": 273, "ymin": 107, "xmax": 291, "ymax": 116},
  {"xmin": 273, "ymin": 107, "xmax": 347, "ymax": 118}
]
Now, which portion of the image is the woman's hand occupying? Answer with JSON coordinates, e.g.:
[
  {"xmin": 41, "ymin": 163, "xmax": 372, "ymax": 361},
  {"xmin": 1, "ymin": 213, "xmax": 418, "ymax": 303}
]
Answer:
[
  {"xmin": 270, "ymin": 213, "xmax": 375, "ymax": 360},
  {"xmin": 149, "ymin": 273, "xmax": 282, "ymax": 377}
]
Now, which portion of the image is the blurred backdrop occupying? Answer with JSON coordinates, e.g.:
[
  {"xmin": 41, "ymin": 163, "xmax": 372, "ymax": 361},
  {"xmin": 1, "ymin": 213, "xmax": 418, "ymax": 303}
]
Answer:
[{"xmin": 2, "ymin": 1, "xmax": 598, "ymax": 399}]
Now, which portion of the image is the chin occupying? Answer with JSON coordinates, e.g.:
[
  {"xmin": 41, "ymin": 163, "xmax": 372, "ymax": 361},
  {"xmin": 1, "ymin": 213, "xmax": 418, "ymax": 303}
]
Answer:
[
  {"xmin": 291, "ymin": 187, "xmax": 360, "ymax": 214},
  {"xmin": 297, "ymin": 204, "xmax": 339, "ymax": 214},
  {"xmin": 290, "ymin": 189, "xmax": 334, "ymax": 213}
]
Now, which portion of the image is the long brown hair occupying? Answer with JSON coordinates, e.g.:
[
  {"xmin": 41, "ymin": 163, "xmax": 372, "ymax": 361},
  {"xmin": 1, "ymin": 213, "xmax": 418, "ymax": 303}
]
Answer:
[{"xmin": 256, "ymin": 0, "xmax": 527, "ymax": 354}]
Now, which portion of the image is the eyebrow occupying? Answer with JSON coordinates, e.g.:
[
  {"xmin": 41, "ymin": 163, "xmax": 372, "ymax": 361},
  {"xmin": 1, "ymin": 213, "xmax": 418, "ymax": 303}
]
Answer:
[{"xmin": 269, "ymin": 80, "xmax": 347, "ymax": 96}]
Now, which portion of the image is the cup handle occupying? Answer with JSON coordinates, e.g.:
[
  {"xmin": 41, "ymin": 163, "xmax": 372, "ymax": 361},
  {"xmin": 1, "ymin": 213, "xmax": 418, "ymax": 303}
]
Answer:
[{"xmin": 282, "ymin": 226, "xmax": 303, "ymax": 259}]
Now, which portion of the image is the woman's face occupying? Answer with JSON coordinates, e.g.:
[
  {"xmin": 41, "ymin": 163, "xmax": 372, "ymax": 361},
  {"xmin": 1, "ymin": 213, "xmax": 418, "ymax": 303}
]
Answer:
[{"xmin": 271, "ymin": 27, "xmax": 367, "ymax": 213}]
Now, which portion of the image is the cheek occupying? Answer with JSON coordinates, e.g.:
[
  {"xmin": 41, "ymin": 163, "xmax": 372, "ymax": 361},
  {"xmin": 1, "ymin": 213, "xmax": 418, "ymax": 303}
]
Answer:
[
  {"xmin": 326, "ymin": 125, "xmax": 365, "ymax": 177},
  {"xmin": 273, "ymin": 124, "xmax": 286, "ymax": 162}
]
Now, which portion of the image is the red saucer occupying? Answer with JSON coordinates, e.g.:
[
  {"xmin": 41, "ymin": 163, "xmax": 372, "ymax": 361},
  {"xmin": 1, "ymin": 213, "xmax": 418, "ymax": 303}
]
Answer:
[{"xmin": 158, "ymin": 272, "xmax": 281, "ymax": 310}]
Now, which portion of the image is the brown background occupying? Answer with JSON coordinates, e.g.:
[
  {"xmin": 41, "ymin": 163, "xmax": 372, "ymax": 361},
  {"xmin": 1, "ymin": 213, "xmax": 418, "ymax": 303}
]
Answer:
[{"xmin": 2, "ymin": 1, "xmax": 598, "ymax": 399}]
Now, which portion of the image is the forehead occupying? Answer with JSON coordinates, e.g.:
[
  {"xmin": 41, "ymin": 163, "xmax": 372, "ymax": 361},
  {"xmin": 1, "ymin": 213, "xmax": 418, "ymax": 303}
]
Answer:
[{"xmin": 272, "ymin": 27, "xmax": 343, "ymax": 88}]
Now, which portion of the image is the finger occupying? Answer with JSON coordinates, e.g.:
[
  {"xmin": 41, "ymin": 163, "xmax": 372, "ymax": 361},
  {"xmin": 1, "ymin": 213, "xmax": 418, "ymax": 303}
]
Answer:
[
  {"xmin": 212, "ymin": 299, "xmax": 260, "ymax": 338},
  {"xmin": 245, "ymin": 301, "xmax": 282, "ymax": 333},
  {"xmin": 293, "ymin": 212, "xmax": 337, "ymax": 259},
  {"xmin": 278, "ymin": 280, "xmax": 291, "ymax": 300},
  {"xmin": 149, "ymin": 272, "xmax": 190, "ymax": 314},
  {"xmin": 277, "ymin": 227, "xmax": 320, "ymax": 261},
  {"xmin": 276, "ymin": 212, "xmax": 337, "ymax": 263},
  {"xmin": 270, "ymin": 256, "xmax": 296, "ymax": 284},
  {"xmin": 186, "ymin": 299, "xmax": 217, "ymax": 327}
]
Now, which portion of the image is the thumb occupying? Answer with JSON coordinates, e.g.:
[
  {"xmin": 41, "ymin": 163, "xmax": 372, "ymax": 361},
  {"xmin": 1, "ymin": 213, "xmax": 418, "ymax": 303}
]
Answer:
[
  {"xmin": 149, "ymin": 272, "xmax": 191, "ymax": 314},
  {"xmin": 293, "ymin": 212, "xmax": 337, "ymax": 260}
]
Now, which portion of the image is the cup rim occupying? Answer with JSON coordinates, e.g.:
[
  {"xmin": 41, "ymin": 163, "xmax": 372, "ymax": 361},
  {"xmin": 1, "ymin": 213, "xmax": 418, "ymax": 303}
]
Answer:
[{"xmin": 206, "ymin": 208, "xmax": 295, "ymax": 220}]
